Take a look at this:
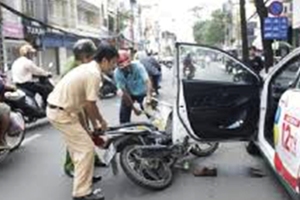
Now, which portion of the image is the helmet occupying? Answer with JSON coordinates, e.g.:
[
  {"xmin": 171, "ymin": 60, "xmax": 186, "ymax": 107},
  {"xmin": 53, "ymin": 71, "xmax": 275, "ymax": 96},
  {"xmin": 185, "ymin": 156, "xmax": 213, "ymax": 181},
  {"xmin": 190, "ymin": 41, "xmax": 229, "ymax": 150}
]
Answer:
[
  {"xmin": 19, "ymin": 44, "xmax": 36, "ymax": 56},
  {"xmin": 118, "ymin": 50, "xmax": 131, "ymax": 68},
  {"xmin": 73, "ymin": 39, "xmax": 97, "ymax": 60}
]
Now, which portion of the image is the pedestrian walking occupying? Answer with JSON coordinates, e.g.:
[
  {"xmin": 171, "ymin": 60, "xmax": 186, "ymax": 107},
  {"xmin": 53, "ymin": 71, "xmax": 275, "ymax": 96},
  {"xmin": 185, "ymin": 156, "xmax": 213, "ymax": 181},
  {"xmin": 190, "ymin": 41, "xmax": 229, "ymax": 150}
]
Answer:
[
  {"xmin": 248, "ymin": 46, "xmax": 264, "ymax": 74},
  {"xmin": 137, "ymin": 51, "xmax": 162, "ymax": 96}
]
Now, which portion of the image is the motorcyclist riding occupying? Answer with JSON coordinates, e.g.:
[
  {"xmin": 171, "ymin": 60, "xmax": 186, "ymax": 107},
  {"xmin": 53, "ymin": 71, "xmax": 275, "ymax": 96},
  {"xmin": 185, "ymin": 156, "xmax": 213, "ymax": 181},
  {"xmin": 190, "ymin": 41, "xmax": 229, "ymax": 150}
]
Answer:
[
  {"xmin": 183, "ymin": 53, "xmax": 195, "ymax": 79},
  {"xmin": 11, "ymin": 44, "xmax": 52, "ymax": 108}
]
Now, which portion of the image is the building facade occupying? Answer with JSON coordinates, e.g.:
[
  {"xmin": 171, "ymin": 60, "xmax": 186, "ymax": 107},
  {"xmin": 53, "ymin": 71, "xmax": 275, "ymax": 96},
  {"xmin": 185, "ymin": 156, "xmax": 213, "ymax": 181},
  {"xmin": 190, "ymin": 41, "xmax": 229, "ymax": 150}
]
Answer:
[
  {"xmin": 1, "ymin": 0, "xmax": 112, "ymax": 75},
  {"xmin": 2, "ymin": 0, "xmax": 25, "ymax": 71},
  {"xmin": 160, "ymin": 31, "xmax": 176, "ymax": 57}
]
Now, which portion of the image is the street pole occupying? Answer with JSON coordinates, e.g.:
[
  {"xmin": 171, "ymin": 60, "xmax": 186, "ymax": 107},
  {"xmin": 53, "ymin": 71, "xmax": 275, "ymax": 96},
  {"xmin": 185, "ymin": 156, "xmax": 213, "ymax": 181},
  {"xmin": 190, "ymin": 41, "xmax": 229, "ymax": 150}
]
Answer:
[
  {"xmin": 0, "ymin": 5, "xmax": 5, "ymax": 72},
  {"xmin": 254, "ymin": 0, "xmax": 273, "ymax": 73},
  {"xmin": 130, "ymin": 0, "xmax": 135, "ymax": 49},
  {"xmin": 240, "ymin": 0, "xmax": 249, "ymax": 62}
]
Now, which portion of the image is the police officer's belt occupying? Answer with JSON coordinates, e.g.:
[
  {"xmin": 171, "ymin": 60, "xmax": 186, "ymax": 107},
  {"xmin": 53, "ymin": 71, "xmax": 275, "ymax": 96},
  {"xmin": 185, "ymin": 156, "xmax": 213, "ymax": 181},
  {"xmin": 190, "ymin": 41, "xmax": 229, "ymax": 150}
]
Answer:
[{"xmin": 48, "ymin": 104, "xmax": 64, "ymax": 111}]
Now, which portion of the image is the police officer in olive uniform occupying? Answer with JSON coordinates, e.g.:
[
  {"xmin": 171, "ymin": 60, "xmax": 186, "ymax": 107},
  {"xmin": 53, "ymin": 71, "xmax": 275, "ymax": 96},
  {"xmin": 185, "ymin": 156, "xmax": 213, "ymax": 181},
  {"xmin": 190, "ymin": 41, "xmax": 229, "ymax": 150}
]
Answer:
[
  {"xmin": 47, "ymin": 43, "xmax": 118, "ymax": 200},
  {"xmin": 62, "ymin": 39, "xmax": 107, "ymax": 179}
]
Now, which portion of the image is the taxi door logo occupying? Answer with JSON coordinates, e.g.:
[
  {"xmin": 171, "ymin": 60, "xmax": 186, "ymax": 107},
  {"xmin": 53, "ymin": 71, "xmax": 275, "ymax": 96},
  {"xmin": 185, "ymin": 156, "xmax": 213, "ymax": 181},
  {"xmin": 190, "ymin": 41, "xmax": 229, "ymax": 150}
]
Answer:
[{"xmin": 274, "ymin": 112, "xmax": 300, "ymax": 191}]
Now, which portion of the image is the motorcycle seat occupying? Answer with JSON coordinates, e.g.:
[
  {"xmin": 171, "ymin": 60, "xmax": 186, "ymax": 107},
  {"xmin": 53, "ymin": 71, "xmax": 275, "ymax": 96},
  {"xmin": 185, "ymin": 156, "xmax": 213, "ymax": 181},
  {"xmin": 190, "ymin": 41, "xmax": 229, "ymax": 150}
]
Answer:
[
  {"xmin": 19, "ymin": 88, "xmax": 35, "ymax": 97},
  {"xmin": 108, "ymin": 122, "xmax": 155, "ymax": 131}
]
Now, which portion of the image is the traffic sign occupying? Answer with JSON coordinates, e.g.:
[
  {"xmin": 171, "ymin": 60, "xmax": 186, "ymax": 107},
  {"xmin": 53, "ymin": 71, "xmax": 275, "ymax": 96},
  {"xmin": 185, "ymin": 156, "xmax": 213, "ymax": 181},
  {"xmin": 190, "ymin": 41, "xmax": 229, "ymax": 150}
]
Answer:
[
  {"xmin": 268, "ymin": 1, "xmax": 284, "ymax": 16},
  {"xmin": 264, "ymin": 17, "xmax": 288, "ymax": 40}
]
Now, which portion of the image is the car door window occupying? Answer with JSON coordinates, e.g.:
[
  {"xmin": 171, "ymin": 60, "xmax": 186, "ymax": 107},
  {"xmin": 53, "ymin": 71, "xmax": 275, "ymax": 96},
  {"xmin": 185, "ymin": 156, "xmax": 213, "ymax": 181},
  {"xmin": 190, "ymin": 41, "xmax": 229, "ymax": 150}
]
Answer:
[
  {"xmin": 180, "ymin": 46, "xmax": 258, "ymax": 84},
  {"xmin": 272, "ymin": 56, "xmax": 300, "ymax": 99},
  {"xmin": 177, "ymin": 44, "xmax": 260, "ymax": 140}
]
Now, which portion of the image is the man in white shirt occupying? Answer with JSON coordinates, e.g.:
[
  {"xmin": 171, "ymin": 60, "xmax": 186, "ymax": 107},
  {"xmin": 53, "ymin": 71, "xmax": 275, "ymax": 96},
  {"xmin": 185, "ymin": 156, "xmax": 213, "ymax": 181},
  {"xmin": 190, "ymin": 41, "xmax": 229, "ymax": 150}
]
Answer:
[{"xmin": 11, "ymin": 44, "xmax": 51, "ymax": 106}]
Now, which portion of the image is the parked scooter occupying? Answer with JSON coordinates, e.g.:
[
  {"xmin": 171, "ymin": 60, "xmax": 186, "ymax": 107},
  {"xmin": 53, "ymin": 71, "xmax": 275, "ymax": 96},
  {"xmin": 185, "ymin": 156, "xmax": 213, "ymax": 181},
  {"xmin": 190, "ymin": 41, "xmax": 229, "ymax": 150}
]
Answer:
[
  {"xmin": 0, "ymin": 90, "xmax": 26, "ymax": 162},
  {"xmin": 99, "ymin": 72, "xmax": 117, "ymax": 99}
]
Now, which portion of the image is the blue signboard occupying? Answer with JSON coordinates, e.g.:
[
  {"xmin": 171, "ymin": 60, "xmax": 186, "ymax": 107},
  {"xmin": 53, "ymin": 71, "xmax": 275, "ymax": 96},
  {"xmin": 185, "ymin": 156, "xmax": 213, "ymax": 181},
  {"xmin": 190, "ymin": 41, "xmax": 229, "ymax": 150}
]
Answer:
[
  {"xmin": 268, "ymin": 1, "xmax": 284, "ymax": 16},
  {"xmin": 264, "ymin": 17, "xmax": 288, "ymax": 40}
]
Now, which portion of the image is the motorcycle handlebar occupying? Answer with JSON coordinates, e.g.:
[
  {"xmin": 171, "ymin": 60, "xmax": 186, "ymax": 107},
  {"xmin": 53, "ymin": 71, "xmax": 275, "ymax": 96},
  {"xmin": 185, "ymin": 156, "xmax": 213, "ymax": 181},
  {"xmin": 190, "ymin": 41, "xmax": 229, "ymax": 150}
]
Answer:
[{"xmin": 33, "ymin": 74, "xmax": 52, "ymax": 79}]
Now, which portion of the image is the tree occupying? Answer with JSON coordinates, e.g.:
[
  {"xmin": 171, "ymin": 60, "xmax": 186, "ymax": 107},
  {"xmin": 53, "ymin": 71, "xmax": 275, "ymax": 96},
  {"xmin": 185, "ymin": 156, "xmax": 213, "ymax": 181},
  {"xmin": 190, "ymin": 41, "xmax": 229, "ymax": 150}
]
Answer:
[
  {"xmin": 253, "ymin": 0, "xmax": 273, "ymax": 72},
  {"xmin": 190, "ymin": 6, "xmax": 203, "ymax": 19},
  {"xmin": 193, "ymin": 9, "xmax": 229, "ymax": 47},
  {"xmin": 240, "ymin": 0, "xmax": 249, "ymax": 62},
  {"xmin": 206, "ymin": 10, "xmax": 228, "ymax": 46},
  {"xmin": 193, "ymin": 21, "xmax": 208, "ymax": 44},
  {"xmin": 117, "ymin": 10, "xmax": 131, "ymax": 33}
]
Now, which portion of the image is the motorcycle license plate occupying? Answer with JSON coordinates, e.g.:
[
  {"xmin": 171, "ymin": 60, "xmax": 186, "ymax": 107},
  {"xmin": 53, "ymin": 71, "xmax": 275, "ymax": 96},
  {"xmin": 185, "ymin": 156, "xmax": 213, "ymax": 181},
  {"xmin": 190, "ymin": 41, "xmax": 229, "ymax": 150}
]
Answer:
[{"xmin": 102, "ymin": 144, "xmax": 116, "ymax": 165}]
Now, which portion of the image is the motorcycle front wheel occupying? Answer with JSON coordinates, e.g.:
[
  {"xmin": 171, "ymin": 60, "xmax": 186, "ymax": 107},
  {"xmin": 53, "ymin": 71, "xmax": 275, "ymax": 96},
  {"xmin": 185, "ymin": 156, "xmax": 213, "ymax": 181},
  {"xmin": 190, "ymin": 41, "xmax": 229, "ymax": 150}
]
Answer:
[
  {"xmin": 99, "ymin": 86, "xmax": 117, "ymax": 99},
  {"xmin": 120, "ymin": 145, "xmax": 173, "ymax": 190}
]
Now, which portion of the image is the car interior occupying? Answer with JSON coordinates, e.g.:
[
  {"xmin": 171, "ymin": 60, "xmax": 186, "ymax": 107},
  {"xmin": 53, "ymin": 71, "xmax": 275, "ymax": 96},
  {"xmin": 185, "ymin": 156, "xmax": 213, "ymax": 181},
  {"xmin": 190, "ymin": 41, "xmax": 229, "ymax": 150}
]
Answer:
[
  {"xmin": 265, "ymin": 56, "xmax": 300, "ymax": 147},
  {"xmin": 178, "ymin": 47, "xmax": 300, "ymax": 144},
  {"xmin": 180, "ymin": 48, "xmax": 261, "ymax": 141},
  {"xmin": 182, "ymin": 80, "xmax": 260, "ymax": 140}
]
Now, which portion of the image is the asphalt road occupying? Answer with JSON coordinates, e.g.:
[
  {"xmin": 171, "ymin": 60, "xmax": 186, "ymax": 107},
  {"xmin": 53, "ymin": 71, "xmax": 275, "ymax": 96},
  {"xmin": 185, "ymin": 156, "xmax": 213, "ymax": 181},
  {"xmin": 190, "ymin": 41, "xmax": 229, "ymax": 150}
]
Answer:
[{"xmin": 0, "ymin": 65, "xmax": 291, "ymax": 200}]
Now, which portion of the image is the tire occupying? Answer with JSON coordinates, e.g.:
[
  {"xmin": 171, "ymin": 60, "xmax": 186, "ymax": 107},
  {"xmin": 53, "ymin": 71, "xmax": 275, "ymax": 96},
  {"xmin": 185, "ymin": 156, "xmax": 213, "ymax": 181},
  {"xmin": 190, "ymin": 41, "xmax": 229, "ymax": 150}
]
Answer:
[
  {"xmin": 99, "ymin": 85, "xmax": 116, "ymax": 99},
  {"xmin": 190, "ymin": 142, "xmax": 219, "ymax": 157},
  {"xmin": 99, "ymin": 88, "xmax": 107, "ymax": 99},
  {"xmin": 246, "ymin": 141, "xmax": 261, "ymax": 156},
  {"xmin": 5, "ymin": 111, "xmax": 26, "ymax": 151},
  {"xmin": 120, "ymin": 145, "xmax": 173, "ymax": 190}
]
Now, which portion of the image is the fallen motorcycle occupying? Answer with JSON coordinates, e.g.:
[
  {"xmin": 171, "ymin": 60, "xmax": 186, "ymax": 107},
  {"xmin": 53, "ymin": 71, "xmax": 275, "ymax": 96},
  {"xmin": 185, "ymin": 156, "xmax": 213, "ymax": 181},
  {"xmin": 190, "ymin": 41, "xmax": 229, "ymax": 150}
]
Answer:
[
  {"xmin": 91, "ymin": 99, "xmax": 174, "ymax": 185},
  {"xmin": 118, "ymin": 98, "xmax": 219, "ymax": 190}
]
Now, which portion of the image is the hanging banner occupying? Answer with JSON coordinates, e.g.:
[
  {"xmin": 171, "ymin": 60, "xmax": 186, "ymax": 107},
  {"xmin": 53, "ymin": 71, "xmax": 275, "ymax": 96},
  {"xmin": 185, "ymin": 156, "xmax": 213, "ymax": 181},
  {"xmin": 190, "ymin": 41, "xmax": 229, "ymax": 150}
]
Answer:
[
  {"xmin": 22, "ymin": 19, "xmax": 46, "ymax": 36},
  {"xmin": 2, "ymin": 0, "xmax": 24, "ymax": 38}
]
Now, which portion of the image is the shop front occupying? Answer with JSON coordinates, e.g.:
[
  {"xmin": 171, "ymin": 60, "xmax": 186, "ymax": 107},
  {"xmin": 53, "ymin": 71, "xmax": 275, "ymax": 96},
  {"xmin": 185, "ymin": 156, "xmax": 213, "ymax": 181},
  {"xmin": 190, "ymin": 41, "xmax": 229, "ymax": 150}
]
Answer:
[
  {"xmin": 40, "ymin": 32, "xmax": 79, "ymax": 75},
  {"xmin": 3, "ymin": 19, "xmax": 25, "ymax": 71}
]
